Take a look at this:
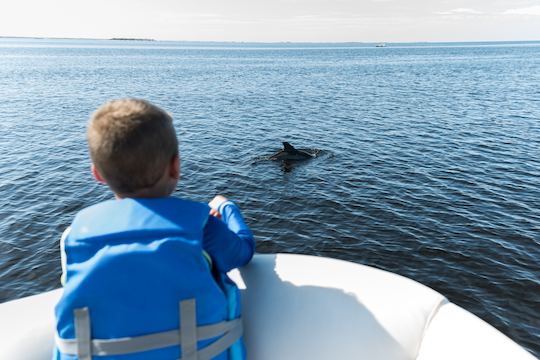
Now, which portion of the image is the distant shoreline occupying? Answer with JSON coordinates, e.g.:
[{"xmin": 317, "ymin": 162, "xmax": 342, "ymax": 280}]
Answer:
[
  {"xmin": 0, "ymin": 35, "xmax": 539, "ymax": 45},
  {"xmin": 0, "ymin": 36, "xmax": 155, "ymax": 42},
  {"xmin": 110, "ymin": 38, "xmax": 156, "ymax": 41}
]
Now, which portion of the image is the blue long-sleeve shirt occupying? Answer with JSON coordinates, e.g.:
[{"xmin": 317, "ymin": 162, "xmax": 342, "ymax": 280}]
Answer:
[{"xmin": 203, "ymin": 201, "xmax": 255, "ymax": 273}]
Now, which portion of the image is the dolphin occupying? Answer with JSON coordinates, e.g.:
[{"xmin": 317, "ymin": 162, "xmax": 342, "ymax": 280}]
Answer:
[{"xmin": 269, "ymin": 142, "xmax": 316, "ymax": 161}]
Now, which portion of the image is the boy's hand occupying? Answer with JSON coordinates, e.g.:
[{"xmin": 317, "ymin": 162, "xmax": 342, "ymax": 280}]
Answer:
[{"xmin": 209, "ymin": 195, "xmax": 228, "ymax": 220}]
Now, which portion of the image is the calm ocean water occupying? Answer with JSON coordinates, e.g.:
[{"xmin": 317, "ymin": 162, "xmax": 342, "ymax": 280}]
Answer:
[{"xmin": 0, "ymin": 38, "xmax": 539, "ymax": 356}]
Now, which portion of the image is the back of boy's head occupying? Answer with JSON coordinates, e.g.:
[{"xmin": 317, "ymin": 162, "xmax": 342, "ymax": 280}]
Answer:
[{"xmin": 88, "ymin": 99, "xmax": 178, "ymax": 195}]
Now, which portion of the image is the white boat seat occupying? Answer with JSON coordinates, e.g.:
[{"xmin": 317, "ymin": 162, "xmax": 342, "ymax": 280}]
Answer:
[{"xmin": 0, "ymin": 254, "xmax": 535, "ymax": 360}]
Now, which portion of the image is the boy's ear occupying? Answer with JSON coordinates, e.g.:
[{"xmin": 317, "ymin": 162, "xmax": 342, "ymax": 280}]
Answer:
[
  {"xmin": 91, "ymin": 164, "xmax": 106, "ymax": 184},
  {"xmin": 170, "ymin": 154, "xmax": 180, "ymax": 180}
]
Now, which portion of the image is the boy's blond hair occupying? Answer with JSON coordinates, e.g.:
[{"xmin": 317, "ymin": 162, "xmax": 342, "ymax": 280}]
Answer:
[{"xmin": 87, "ymin": 99, "xmax": 178, "ymax": 195}]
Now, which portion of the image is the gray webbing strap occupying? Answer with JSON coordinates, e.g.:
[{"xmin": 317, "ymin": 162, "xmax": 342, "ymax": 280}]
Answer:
[
  {"xmin": 74, "ymin": 307, "xmax": 91, "ymax": 360},
  {"xmin": 180, "ymin": 299, "xmax": 198, "ymax": 360},
  {"xmin": 198, "ymin": 317, "xmax": 243, "ymax": 360},
  {"xmin": 57, "ymin": 302, "xmax": 243, "ymax": 358},
  {"xmin": 55, "ymin": 319, "xmax": 242, "ymax": 356}
]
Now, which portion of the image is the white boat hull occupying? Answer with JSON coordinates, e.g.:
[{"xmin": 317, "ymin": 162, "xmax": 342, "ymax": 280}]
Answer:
[{"xmin": 0, "ymin": 254, "xmax": 535, "ymax": 359}]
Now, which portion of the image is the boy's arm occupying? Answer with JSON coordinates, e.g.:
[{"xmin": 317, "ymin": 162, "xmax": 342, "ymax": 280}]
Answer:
[{"xmin": 203, "ymin": 196, "xmax": 255, "ymax": 273}]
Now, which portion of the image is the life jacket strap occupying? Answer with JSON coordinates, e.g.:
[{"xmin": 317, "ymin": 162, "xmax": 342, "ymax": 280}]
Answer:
[
  {"xmin": 180, "ymin": 299, "xmax": 197, "ymax": 360},
  {"xmin": 74, "ymin": 307, "xmax": 91, "ymax": 360},
  {"xmin": 56, "ymin": 299, "xmax": 243, "ymax": 359}
]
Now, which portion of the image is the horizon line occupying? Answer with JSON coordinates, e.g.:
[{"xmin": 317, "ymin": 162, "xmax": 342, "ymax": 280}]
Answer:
[{"xmin": 1, "ymin": 35, "xmax": 540, "ymax": 45}]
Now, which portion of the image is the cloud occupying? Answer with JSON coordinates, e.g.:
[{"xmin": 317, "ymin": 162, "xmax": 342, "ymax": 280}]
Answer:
[
  {"xmin": 503, "ymin": 5, "xmax": 540, "ymax": 16},
  {"xmin": 436, "ymin": 8, "xmax": 483, "ymax": 15}
]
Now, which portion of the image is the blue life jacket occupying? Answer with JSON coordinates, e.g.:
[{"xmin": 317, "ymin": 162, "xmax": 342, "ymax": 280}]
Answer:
[{"xmin": 54, "ymin": 197, "xmax": 244, "ymax": 360}]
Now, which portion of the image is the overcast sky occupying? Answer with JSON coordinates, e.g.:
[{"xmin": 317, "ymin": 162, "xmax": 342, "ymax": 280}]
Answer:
[{"xmin": 1, "ymin": 0, "xmax": 539, "ymax": 42}]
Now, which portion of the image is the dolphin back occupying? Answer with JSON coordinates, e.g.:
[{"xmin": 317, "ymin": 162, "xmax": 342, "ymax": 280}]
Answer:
[{"xmin": 268, "ymin": 142, "xmax": 317, "ymax": 162}]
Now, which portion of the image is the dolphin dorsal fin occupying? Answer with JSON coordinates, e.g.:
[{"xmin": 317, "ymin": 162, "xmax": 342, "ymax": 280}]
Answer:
[{"xmin": 283, "ymin": 142, "xmax": 297, "ymax": 152}]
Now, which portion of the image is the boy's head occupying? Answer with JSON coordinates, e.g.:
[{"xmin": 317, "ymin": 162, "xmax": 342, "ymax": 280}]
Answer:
[{"xmin": 87, "ymin": 99, "xmax": 179, "ymax": 198}]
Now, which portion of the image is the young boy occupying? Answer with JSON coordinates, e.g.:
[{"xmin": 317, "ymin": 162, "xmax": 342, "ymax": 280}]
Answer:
[{"xmin": 54, "ymin": 99, "xmax": 254, "ymax": 360}]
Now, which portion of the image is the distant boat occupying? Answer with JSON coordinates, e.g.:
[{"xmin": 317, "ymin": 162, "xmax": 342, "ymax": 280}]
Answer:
[{"xmin": 376, "ymin": 43, "xmax": 386, "ymax": 47}]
